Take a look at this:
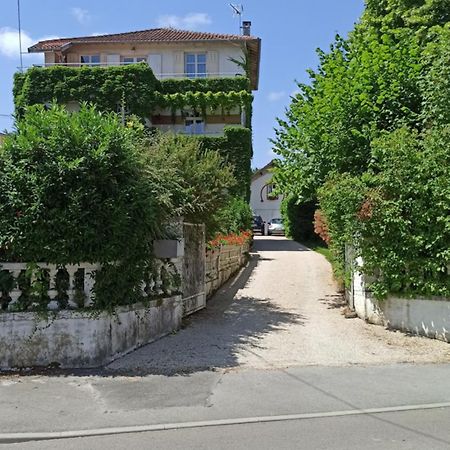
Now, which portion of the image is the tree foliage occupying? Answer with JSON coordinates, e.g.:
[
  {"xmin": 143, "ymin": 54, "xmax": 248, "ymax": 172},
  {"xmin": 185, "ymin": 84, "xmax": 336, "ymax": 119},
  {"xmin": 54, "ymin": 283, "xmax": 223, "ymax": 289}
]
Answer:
[
  {"xmin": 274, "ymin": 0, "xmax": 450, "ymax": 298},
  {"xmin": 274, "ymin": 0, "xmax": 449, "ymax": 201},
  {"xmin": 281, "ymin": 196, "xmax": 318, "ymax": 243}
]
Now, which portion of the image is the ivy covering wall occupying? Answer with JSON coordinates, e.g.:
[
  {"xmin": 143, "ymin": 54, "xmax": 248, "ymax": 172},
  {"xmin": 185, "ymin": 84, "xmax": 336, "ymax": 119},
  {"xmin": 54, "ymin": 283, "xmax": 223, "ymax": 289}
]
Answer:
[
  {"xmin": 14, "ymin": 65, "xmax": 161, "ymax": 117},
  {"xmin": 13, "ymin": 65, "xmax": 252, "ymax": 119},
  {"xmin": 197, "ymin": 127, "xmax": 252, "ymax": 199}
]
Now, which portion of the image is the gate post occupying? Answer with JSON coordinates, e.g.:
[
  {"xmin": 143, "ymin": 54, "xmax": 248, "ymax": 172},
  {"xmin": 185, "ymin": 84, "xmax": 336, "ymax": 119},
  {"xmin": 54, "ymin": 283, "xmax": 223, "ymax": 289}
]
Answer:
[{"xmin": 181, "ymin": 222, "xmax": 206, "ymax": 316}]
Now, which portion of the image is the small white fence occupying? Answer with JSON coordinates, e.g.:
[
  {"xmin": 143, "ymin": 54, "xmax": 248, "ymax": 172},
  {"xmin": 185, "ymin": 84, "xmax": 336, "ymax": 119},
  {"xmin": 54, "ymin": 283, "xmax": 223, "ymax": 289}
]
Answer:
[
  {"xmin": 0, "ymin": 259, "xmax": 181, "ymax": 313},
  {"xmin": 0, "ymin": 263, "xmax": 99, "ymax": 311}
]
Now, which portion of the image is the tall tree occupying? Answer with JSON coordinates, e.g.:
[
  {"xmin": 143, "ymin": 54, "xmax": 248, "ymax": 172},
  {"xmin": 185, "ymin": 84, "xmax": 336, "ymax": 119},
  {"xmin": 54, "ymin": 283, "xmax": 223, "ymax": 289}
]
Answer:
[{"xmin": 273, "ymin": 0, "xmax": 449, "ymax": 201}]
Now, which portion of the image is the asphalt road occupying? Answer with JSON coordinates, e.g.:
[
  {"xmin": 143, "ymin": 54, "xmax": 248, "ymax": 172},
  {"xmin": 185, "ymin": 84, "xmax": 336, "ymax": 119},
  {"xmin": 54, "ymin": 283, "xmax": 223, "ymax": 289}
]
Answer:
[{"xmin": 5, "ymin": 406, "xmax": 450, "ymax": 450}]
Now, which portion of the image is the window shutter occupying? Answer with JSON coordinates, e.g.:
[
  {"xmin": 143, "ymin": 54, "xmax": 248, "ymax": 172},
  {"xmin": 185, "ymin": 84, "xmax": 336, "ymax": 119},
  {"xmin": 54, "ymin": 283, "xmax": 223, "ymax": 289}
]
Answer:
[
  {"xmin": 174, "ymin": 51, "xmax": 184, "ymax": 76},
  {"xmin": 66, "ymin": 53, "xmax": 77, "ymax": 64},
  {"xmin": 106, "ymin": 54, "xmax": 120, "ymax": 66},
  {"xmin": 207, "ymin": 51, "xmax": 219, "ymax": 76},
  {"xmin": 147, "ymin": 54, "xmax": 162, "ymax": 76}
]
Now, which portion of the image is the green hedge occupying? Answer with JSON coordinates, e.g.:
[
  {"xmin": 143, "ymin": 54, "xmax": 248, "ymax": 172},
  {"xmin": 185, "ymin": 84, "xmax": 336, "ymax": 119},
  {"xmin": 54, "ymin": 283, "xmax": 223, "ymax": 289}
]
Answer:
[
  {"xmin": 211, "ymin": 197, "xmax": 253, "ymax": 238},
  {"xmin": 319, "ymin": 127, "xmax": 450, "ymax": 299},
  {"xmin": 197, "ymin": 126, "xmax": 252, "ymax": 199},
  {"xmin": 0, "ymin": 104, "xmax": 160, "ymax": 265},
  {"xmin": 14, "ymin": 65, "xmax": 160, "ymax": 118},
  {"xmin": 0, "ymin": 104, "xmax": 236, "ymax": 310},
  {"xmin": 281, "ymin": 195, "xmax": 319, "ymax": 243},
  {"xmin": 160, "ymin": 77, "xmax": 250, "ymax": 94}
]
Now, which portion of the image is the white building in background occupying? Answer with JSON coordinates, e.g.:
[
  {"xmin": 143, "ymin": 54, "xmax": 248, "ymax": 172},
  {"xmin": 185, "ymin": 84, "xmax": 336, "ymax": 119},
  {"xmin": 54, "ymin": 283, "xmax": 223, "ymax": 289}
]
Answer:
[{"xmin": 250, "ymin": 160, "xmax": 283, "ymax": 223}]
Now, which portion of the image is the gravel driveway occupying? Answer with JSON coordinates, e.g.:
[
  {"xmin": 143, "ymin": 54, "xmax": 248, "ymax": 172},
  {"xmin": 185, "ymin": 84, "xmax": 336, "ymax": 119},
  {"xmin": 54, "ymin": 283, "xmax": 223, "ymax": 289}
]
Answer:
[{"xmin": 109, "ymin": 237, "xmax": 450, "ymax": 374}]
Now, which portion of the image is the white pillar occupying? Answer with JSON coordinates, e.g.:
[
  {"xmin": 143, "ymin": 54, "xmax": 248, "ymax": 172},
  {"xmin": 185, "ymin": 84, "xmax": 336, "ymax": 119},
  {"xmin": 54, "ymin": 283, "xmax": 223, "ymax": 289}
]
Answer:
[
  {"xmin": 83, "ymin": 267, "xmax": 96, "ymax": 307},
  {"xmin": 47, "ymin": 266, "xmax": 58, "ymax": 301},
  {"xmin": 9, "ymin": 269, "xmax": 22, "ymax": 306},
  {"xmin": 67, "ymin": 266, "xmax": 77, "ymax": 307}
]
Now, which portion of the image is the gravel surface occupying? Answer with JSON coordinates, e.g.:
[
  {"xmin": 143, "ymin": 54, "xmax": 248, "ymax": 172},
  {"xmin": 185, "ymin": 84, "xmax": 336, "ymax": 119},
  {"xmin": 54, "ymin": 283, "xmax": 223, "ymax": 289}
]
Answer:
[{"xmin": 108, "ymin": 237, "xmax": 450, "ymax": 374}]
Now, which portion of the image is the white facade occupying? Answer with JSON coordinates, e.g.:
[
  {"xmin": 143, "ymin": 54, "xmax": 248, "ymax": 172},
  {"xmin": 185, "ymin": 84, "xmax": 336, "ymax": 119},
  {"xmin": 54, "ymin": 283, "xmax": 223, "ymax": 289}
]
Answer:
[{"xmin": 250, "ymin": 164, "xmax": 283, "ymax": 223}]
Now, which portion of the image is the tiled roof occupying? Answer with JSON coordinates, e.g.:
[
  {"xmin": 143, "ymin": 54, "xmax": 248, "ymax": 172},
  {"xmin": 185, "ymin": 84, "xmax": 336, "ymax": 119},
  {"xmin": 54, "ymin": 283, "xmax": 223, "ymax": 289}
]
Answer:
[{"xmin": 28, "ymin": 28, "xmax": 257, "ymax": 52}]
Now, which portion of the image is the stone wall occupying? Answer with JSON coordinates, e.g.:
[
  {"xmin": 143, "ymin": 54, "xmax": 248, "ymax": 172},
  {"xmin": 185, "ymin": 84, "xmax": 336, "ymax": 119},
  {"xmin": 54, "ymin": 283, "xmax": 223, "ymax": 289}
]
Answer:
[
  {"xmin": 0, "ymin": 296, "xmax": 182, "ymax": 369},
  {"xmin": 205, "ymin": 243, "xmax": 249, "ymax": 298}
]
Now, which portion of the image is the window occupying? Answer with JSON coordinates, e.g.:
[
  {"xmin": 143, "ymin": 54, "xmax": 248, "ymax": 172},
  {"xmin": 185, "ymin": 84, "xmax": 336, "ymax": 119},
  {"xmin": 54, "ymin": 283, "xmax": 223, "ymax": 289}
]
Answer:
[
  {"xmin": 185, "ymin": 53, "xmax": 207, "ymax": 78},
  {"xmin": 123, "ymin": 57, "xmax": 147, "ymax": 65},
  {"xmin": 80, "ymin": 55, "xmax": 100, "ymax": 66},
  {"xmin": 185, "ymin": 118, "xmax": 205, "ymax": 135}
]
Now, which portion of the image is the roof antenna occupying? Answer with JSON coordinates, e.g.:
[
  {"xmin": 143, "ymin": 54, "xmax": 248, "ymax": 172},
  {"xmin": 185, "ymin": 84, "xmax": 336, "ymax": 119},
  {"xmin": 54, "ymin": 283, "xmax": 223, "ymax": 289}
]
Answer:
[
  {"xmin": 230, "ymin": 4, "xmax": 244, "ymax": 34},
  {"xmin": 17, "ymin": 0, "xmax": 24, "ymax": 72}
]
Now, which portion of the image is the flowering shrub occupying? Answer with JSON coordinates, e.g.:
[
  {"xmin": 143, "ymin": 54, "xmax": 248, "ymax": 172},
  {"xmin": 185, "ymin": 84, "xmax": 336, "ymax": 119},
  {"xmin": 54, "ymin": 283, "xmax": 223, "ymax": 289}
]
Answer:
[
  {"xmin": 313, "ymin": 210, "xmax": 331, "ymax": 244},
  {"xmin": 207, "ymin": 231, "xmax": 252, "ymax": 250}
]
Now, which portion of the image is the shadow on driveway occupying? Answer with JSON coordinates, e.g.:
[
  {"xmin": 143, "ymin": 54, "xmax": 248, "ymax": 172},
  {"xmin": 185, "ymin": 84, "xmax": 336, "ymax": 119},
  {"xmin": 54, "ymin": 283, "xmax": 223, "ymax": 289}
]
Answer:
[{"xmin": 105, "ymin": 252, "xmax": 305, "ymax": 376}]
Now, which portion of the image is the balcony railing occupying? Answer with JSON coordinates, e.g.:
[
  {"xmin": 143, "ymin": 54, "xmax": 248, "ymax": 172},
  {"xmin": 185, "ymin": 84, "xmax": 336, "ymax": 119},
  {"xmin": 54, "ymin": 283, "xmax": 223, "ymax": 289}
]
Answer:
[{"xmin": 24, "ymin": 62, "xmax": 245, "ymax": 79}]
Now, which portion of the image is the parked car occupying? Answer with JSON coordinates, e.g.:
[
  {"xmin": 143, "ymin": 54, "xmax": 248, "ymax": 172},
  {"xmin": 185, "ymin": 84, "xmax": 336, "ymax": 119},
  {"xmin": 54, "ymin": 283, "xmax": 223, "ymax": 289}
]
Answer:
[
  {"xmin": 268, "ymin": 218, "xmax": 285, "ymax": 236},
  {"xmin": 252, "ymin": 215, "xmax": 264, "ymax": 234}
]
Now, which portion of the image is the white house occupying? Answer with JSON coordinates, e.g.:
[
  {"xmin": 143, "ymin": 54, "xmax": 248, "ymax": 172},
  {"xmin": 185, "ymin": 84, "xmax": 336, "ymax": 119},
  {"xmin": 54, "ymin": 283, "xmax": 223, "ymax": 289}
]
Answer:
[
  {"xmin": 28, "ymin": 26, "xmax": 261, "ymax": 137},
  {"xmin": 250, "ymin": 160, "xmax": 283, "ymax": 223}
]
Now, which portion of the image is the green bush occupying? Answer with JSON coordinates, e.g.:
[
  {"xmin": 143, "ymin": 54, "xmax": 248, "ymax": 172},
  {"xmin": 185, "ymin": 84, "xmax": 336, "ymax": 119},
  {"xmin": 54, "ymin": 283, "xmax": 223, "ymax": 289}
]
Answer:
[
  {"xmin": 141, "ymin": 132, "xmax": 236, "ymax": 227},
  {"xmin": 0, "ymin": 103, "xmax": 161, "ymax": 264},
  {"xmin": 0, "ymin": 104, "xmax": 237, "ymax": 310},
  {"xmin": 281, "ymin": 195, "xmax": 319, "ymax": 243},
  {"xmin": 211, "ymin": 197, "xmax": 252, "ymax": 238}
]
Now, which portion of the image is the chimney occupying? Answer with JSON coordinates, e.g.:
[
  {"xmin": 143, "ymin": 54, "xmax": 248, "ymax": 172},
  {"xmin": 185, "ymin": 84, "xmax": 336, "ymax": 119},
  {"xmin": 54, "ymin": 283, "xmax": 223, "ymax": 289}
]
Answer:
[{"xmin": 242, "ymin": 21, "xmax": 252, "ymax": 36}]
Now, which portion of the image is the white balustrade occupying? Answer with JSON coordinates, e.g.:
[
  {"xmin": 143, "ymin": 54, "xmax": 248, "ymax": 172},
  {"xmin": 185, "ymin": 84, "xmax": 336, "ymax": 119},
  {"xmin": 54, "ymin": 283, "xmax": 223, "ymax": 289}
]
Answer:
[
  {"xmin": 0, "ymin": 263, "xmax": 101, "ymax": 312},
  {"xmin": 1, "ymin": 243, "xmax": 183, "ymax": 312}
]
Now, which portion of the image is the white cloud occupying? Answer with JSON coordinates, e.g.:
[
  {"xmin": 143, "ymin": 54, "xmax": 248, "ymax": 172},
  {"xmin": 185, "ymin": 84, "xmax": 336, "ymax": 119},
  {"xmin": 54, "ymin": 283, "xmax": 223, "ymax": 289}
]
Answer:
[
  {"xmin": 267, "ymin": 91, "xmax": 286, "ymax": 102},
  {"xmin": 156, "ymin": 13, "xmax": 212, "ymax": 30},
  {"xmin": 71, "ymin": 7, "xmax": 91, "ymax": 25},
  {"xmin": 0, "ymin": 27, "xmax": 34, "ymax": 58}
]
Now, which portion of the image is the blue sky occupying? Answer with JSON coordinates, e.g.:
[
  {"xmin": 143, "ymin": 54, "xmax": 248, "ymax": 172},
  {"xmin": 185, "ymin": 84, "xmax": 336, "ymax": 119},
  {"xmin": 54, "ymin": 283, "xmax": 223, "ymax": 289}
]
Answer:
[{"xmin": 0, "ymin": 0, "xmax": 364, "ymax": 168}]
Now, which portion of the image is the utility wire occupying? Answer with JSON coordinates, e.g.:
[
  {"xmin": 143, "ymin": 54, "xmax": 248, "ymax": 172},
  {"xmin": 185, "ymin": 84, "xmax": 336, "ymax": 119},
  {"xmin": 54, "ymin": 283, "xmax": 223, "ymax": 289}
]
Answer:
[{"xmin": 17, "ymin": 0, "xmax": 24, "ymax": 72}]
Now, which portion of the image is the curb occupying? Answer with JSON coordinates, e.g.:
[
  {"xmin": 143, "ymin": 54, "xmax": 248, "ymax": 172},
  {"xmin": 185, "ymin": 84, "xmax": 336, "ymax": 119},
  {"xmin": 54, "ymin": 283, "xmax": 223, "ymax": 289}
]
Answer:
[{"xmin": 2, "ymin": 401, "xmax": 450, "ymax": 443}]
